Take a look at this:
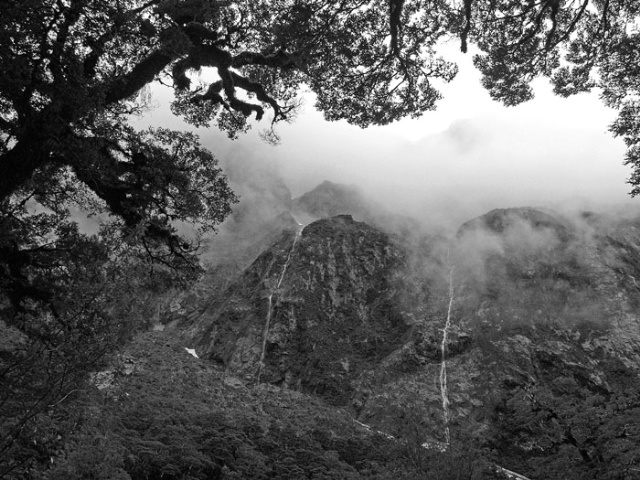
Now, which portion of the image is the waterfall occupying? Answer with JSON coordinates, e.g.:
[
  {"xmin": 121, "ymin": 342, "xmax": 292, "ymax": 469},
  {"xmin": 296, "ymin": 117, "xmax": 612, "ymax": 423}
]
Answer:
[
  {"xmin": 256, "ymin": 226, "xmax": 303, "ymax": 383},
  {"xmin": 439, "ymin": 260, "xmax": 455, "ymax": 445}
]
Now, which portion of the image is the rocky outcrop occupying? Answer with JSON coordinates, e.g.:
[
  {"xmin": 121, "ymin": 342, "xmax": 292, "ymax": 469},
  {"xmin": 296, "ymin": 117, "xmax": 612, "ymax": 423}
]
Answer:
[
  {"xmin": 183, "ymin": 206, "xmax": 640, "ymax": 478},
  {"xmin": 190, "ymin": 215, "xmax": 413, "ymax": 405}
]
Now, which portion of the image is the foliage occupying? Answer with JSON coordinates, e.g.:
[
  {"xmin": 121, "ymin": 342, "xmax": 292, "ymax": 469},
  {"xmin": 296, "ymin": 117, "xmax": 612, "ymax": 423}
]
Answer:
[
  {"xmin": 3, "ymin": 0, "xmax": 640, "ymax": 476},
  {"xmin": 32, "ymin": 332, "xmax": 495, "ymax": 480},
  {"xmin": 6, "ymin": 0, "xmax": 640, "ymax": 214},
  {"xmin": 461, "ymin": 1, "xmax": 640, "ymax": 193},
  {"xmin": 0, "ymin": 227, "xmax": 183, "ymax": 477},
  {"xmin": 485, "ymin": 351, "xmax": 640, "ymax": 480}
]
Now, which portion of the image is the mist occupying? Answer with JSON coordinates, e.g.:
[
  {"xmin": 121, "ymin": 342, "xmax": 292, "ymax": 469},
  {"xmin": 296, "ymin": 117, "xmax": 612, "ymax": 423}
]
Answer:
[{"xmin": 131, "ymin": 48, "xmax": 638, "ymax": 237}]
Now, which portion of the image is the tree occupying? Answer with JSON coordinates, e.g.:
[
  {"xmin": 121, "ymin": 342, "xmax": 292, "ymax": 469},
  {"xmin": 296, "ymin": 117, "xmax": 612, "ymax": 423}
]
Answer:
[
  {"xmin": 0, "ymin": 0, "xmax": 463, "ymax": 339},
  {"xmin": 2, "ymin": 0, "xmax": 640, "ymax": 475},
  {"xmin": 458, "ymin": 1, "xmax": 640, "ymax": 194},
  {"xmin": 4, "ymin": 1, "xmax": 640, "ymax": 218}
]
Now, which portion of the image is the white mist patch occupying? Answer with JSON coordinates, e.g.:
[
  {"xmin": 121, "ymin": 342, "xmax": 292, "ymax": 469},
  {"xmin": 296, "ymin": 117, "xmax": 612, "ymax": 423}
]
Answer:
[
  {"xmin": 133, "ymin": 51, "xmax": 639, "ymax": 241},
  {"xmin": 455, "ymin": 227, "xmax": 505, "ymax": 286}
]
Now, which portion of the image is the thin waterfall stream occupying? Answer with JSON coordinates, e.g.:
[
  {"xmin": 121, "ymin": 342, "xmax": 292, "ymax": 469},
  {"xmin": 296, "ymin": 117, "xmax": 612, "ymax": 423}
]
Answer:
[
  {"xmin": 256, "ymin": 226, "xmax": 304, "ymax": 383},
  {"xmin": 352, "ymin": 256, "xmax": 531, "ymax": 480},
  {"xmin": 439, "ymin": 258, "xmax": 455, "ymax": 446}
]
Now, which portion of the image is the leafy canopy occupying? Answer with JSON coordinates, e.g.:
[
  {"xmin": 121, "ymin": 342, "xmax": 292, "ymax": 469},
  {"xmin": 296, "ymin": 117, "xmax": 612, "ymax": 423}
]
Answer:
[{"xmin": 2, "ymin": 1, "xmax": 640, "ymax": 215}]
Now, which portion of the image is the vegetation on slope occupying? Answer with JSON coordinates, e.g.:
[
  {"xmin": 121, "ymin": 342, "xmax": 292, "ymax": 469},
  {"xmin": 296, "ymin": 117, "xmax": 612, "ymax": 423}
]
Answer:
[{"xmin": 26, "ymin": 332, "xmax": 494, "ymax": 480}]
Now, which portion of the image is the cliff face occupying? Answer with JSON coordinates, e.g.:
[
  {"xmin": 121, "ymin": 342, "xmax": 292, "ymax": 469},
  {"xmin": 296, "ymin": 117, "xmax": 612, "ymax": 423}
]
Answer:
[
  {"xmin": 191, "ymin": 215, "xmax": 412, "ymax": 405},
  {"xmin": 361, "ymin": 206, "xmax": 640, "ymax": 477},
  {"xmin": 455, "ymin": 207, "xmax": 640, "ymax": 360},
  {"xmin": 182, "ymin": 205, "xmax": 640, "ymax": 478},
  {"xmin": 447, "ymin": 208, "xmax": 640, "ymax": 476}
]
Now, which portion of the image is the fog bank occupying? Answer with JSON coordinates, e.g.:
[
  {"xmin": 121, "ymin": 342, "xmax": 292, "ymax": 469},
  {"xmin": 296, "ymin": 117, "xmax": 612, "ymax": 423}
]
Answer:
[{"xmin": 133, "ymin": 50, "xmax": 638, "ymax": 233}]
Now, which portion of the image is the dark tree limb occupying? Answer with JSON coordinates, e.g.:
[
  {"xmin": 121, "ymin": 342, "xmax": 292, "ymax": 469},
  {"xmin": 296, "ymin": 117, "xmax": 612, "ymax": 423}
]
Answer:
[
  {"xmin": 389, "ymin": 0, "xmax": 404, "ymax": 56},
  {"xmin": 191, "ymin": 81, "xmax": 226, "ymax": 107},
  {"xmin": 217, "ymin": 66, "xmax": 263, "ymax": 119},
  {"xmin": 0, "ymin": 138, "xmax": 51, "ymax": 202},
  {"xmin": 230, "ymin": 72, "xmax": 283, "ymax": 121},
  {"xmin": 104, "ymin": 46, "xmax": 179, "ymax": 104},
  {"xmin": 460, "ymin": 0, "xmax": 474, "ymax": 53},
  {"xmin": 548, "ymin": 0, "xmax": 590, "ymax": 50},
  {"xmin": 544, "ymin": 0, "xmax": 561, "ymax": 51}
]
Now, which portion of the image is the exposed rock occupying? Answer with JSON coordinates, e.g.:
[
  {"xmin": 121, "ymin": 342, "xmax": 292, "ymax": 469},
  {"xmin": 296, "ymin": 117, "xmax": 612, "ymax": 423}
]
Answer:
[
  {"xmin": 181, "ymin": 205, "xmax": 640, "ymax": 477},
  {"xmin": 190, "ymin": 215, "xmax": 412, "ymax": 405}
]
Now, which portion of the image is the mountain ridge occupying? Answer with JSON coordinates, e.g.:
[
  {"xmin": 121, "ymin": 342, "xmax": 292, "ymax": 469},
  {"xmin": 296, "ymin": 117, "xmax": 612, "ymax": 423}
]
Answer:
[{"xmin": 172, "ymin": 199, "xmax": 640, "ymax": 479}]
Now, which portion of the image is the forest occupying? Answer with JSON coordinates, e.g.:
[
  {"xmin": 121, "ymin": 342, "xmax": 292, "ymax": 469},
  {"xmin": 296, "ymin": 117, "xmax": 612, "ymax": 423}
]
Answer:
[{"xmin": 2, "ymin": 1, "xmax": 640, "ymax": 478}]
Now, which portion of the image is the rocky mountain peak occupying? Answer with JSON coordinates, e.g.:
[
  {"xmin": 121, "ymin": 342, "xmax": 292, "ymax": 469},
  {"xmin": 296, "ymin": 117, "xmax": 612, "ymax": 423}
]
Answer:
[
  {"xmin": 173, "ymin": 203, "xmax": 640, "ymax": 478},
  {"xmin": 457, "ymin": 206, "xmax": 574, "ymax": 242},
  {"xmin": 293, "ymin": 181, "xmax": 368, "ymax": 218},
  {"xmin": 188, "ymin": 214, "xmax": 412, "ymax": 405}
]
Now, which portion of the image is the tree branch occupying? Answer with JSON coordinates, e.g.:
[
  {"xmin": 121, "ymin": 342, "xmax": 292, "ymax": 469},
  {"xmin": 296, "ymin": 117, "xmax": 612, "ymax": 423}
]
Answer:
[
  {"xmin": 104, "ymin": 47, "xmax": 178, "ymax": 104},
  {"xmin": 230, "ymin": 72, "xmax": 284, "ymax": 121},
  {"xmin": 0, "ymin": 138, "xmax": 50, "ymax": 202},
  {"xmin": 548, "ymin": 0, "xmax": 590, "ymax": 50},
  {"xmin": 191, "ymin": 81, "xmax": 226, "ymax": 107},
  {"xmin": 460, "ymin": 0, "xmax": 474, "ymax": 53},
  {"xmin": 389, "ymin": 0, "xmax": 404, "ymax": 56},
  {"xmin": 217, "ymin": 66, "xmax": 263, "ymax": 119}
]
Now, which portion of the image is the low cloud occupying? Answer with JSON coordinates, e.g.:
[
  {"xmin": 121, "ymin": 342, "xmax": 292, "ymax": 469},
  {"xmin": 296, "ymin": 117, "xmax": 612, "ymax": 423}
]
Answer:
[{"xmin": 134, "ymin": 56, "xmax": 639, "ymax": 237}]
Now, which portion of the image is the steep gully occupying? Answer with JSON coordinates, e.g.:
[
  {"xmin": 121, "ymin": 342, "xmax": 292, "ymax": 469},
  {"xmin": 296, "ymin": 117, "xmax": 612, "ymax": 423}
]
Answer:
[
  {"xmin": 440, "ymin": 256, "xmax": 455, "ymax": 446},
  {"xmin": 256, "ymin": 222, "xmax": 304, "ymax": 383}
]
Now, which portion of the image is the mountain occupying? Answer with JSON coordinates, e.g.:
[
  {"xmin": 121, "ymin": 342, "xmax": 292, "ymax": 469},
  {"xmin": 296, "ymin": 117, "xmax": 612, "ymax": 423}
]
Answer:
[
  {"xmin": 170, "ymin": 180, "xmax": 422, "ymax": 331},
  {"xmin": 446, "ymin": 207, "xmax": 640, "ymax": 477},
  {"xmin": 179, "ymin": 205, "xmax": 640, "ymax": 479},
  {"xmin": 27, "ymin": 190, "xmax": 640, "ymax": 479},
  {"xmin": 292, "ymin": 180, "xmax": 374, "ymax": 222},
  {"xmin": 186, "ymin": 215, "xmax": 413, "ymax": 405},
  {"xmin": 292, "ymin": 180, "xmax": 421, "ymax": 236}
]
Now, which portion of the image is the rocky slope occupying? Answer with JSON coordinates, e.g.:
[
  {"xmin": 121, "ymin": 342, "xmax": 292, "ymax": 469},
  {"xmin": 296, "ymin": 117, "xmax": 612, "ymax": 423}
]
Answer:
[
  {"xmin": 186, "ymin": 215, "xmax": 416, "ymax": 405},
  {"xmin": 39, "ymin": 331, "xmax": 490, "ymax": 480},
  {"xmin": 180, "ymin": 205, "xmax": 640, "ymax": 479}
]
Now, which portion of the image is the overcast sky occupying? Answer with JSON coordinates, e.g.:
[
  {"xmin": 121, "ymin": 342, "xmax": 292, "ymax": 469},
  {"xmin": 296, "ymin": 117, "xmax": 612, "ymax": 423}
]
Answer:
[{"xmin": 135, "ymin": 44, "xmax": 637, "ymax": 229}]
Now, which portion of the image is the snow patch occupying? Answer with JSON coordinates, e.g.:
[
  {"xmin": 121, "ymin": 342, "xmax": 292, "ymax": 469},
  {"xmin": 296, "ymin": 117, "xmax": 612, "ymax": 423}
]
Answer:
[{"xmin": 185, "ymin": 347, "xmax": 199, "ymax": 358}]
